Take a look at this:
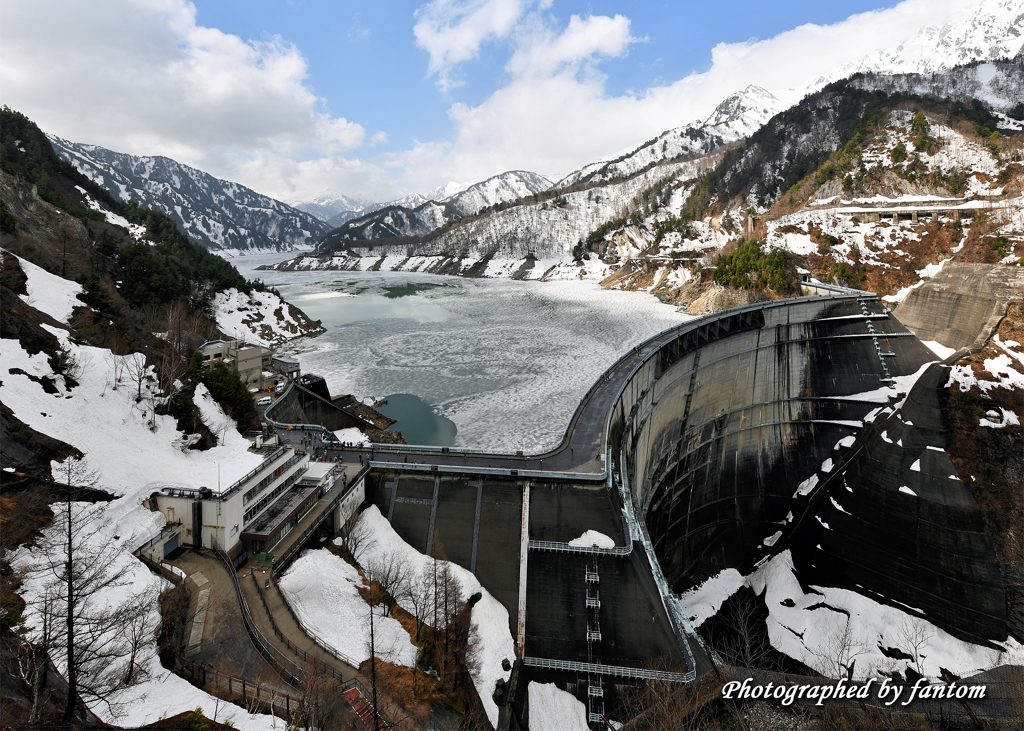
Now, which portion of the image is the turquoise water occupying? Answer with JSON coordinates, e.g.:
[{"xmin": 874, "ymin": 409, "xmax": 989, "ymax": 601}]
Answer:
[
  {"xmin": 375, "ymin": 393, "xmax": 457, "ymax": 447},
  {"xmin": 288, "ymin": 290, "xmax": 452, "ymax": 327}
]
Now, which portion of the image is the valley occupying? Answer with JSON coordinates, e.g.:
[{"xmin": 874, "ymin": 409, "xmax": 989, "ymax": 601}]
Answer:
[{"xmin": 2, "ymin": 2, "xmax": 1024, "ymax": 727}]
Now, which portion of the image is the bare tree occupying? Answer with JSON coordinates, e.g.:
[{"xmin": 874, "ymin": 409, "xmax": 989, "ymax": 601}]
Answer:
[
  {"xmin": 618, "ymin": 659, "xmax": 720, "ymax": 731},
  {"xmin": 105, "ymin": 350, "xmax": 125, "ymax": 391},
  {"xmin": 895, "ymin": 615, "xmax": 935, "ymax": 677},
  {"xmin": 3, "ymin": 580, "xmax": 58, "ymax": 723},
  {"xmin": 123, "ymin": 352, "xmax": 150, "ymax": 402},
  {"xmin": 50, "ymin": 342, "xmax": 89, "ymax": 385},
  {"xmin": 23, "ymin": 455, "xmax": 153, "ymax": 722},
  {"xmin": 157, "ymin": 341, "xmax": 187, "ymax": 400},
  {"xmin": 432, "ymin": 559, "xmax": 465, "ymax": 689},
  {"xmin": 119, "ymin": 587, "xmax": 158, "ymax": 685},
  {"xmin": 365, "ymin": 552, "xmax": 411, "ymax": 618},
  {"xmin": 703, "ymin": 588, "xmax": 779, "ymax": 670},
  {"xmin": 401, "ymin": 569, "xmax": 435, "ymax": 644},
  {"xmin": 810, "ymin": 616, "xmax": 870, "ymax": 679},
  {"xmin": 339, "ymin": 513, "xmax": 374, "ymax": 563},
  {"xmin": 296, "ymin": 658, "xmax": 347, "ymax": 730}
]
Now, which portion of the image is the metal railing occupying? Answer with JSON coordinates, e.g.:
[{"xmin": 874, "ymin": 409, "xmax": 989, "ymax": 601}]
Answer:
[
  {"xmin": 250, "ymin": 571, "xmax": 365, "ymax": 680},
  {"xmin": 243, "ymin": 468, "xmax": 309, "ymax": 529},
  {"xmin": 523, "ymin": 656, "xmax": 691, "ymax": 682},
  {"xmin": 133, "ymin": 521, "xmax": 183, "ymax": 557},
  {"xmin": 367, "ymin": 460, "xmax": 601, "ymax": 481},
  {"xmin": 211, "ymin": 548, "xmax": 304, "ymax": 687},
  {"xmin": 268, "ymin": 573, "xmax": 365, "ymax": 671},
  {"xmin": 271, "ymin": 463, "xmax": 371, "ymax": 575},
  {"xmin": 528, "ymin": 539, "xmax": 632, "ymax": 557},
  {"xmin": 222, "ymin": 446, "xmax": 290, "ymax": 500},
  {"xmin": 174, "ymin": 652, "xmax": 302, "ymax": 719}
]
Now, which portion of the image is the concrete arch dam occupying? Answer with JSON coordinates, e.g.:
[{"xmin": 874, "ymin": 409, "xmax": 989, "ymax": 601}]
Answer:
[
  {"xmin": 608, "ymin": 295, "xmax": 1007, "ymax": 646},
  {"xmin": 325, "ymin": 293, "xmax": 1007, "ymax": 694}
]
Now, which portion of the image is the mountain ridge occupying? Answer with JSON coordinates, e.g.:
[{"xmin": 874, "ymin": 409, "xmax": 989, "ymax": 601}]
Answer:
[{"xmin": 48, "ymin": 136, "xmax": 329, "ymax": 255}]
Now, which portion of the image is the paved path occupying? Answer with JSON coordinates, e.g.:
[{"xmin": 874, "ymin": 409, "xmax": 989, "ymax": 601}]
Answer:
[
  {"xmin": 239, "ymin": 562, "xmax": 363, "ymax": 683},
  {"xmin": 169, "ymin": 550, "xmax": 366, "ymax": 695},
  {"xmin": 169, "ymin": 551, "xmax": 281, "ymax": 682}
]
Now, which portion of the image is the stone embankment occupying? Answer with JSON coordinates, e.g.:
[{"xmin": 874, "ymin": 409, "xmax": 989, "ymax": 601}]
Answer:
[{"xmin": 894, "ymin": 262, "xmax": 1024, "ymax": 354}]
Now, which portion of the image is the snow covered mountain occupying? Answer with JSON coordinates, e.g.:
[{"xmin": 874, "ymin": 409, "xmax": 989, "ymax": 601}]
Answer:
[
  {"xmin": 447, "ymin": 170, "xmax": 553, "ymax": 214},
  {"xmin": 268, "ymin": 59, "xmax": 1023, "ymax": 284},
  {"xmin": 307, "ymin": 86, "xmax": 775, "ymax": 259},
  {"xmin": 814, "ymin": 0, "xmax": 1024, "ymax": 88},
  {"xmin": 48, "ymin": 137, "xmax": 330, "ymax": 254},
  {"xmin": 555, "ymin": 85, "xmax": 783, "ymax": 189},
  {"xmin": 290, "ymin": 189, "xmax": 374, "ymax": 227},
  {"xmin": 320, "ymin": 170, "xmax": 553, "ymax": 246}
]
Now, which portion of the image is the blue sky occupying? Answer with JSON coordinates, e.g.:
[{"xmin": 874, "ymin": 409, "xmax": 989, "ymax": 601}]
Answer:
[
  {"xmin": 0, "ymin": 0, "xmax": 974, "ymax": 202},
  {"xmin": 192, "ymin": 0, "xmax": 896, "ymax": 156}
]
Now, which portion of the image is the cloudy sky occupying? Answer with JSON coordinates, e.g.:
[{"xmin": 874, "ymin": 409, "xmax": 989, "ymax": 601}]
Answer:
[{"xmin": 0, "ymin": 0, "xmax": 972, "ymax": 203}]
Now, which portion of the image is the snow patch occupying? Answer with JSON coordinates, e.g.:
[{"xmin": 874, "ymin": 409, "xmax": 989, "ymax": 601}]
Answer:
[
  {"xmin": 10, "ymin": 251, "xmax": 83, "ymax": 323},
  {"xmin": 568, "ymin": 530, "xmax": 616, "ymax": 548},
  {"xmin": 528, "ymin": 682, "xmax": 590, "ymax": 731},
  {"xmin": 351, "ymin": 506, "xmax": 514, "ymax": 728},
  {"xmin": 679, "ymin": 568, "xmax": 746, "ymax": 627},
  {"xmin": 277, "ymin": 549, "xmax": 417, "ymax": 667}
]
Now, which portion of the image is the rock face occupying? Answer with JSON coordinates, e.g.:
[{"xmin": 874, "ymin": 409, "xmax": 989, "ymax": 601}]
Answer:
[
  {"xmin": 894, "ymin": 263, "xmax": 1024, "ymax": 352},
  {"xmin": 0, "ymin": 169, "xmax": 91, "ymax": 278},
  {"xmin": 611, "ymin": 296, "xmax": 1008, "ymax": 647}
]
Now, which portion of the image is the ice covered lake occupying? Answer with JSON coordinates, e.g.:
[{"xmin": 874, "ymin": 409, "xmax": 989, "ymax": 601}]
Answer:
[{"xmin": 234, "ymin": 253, "xmax": 693, "ymax": 452}]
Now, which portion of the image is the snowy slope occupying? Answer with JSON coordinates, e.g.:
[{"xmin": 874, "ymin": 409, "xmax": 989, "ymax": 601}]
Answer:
[
  {"xmin": 16, "ymin": 253, "xmax": 84, "ymax": 323},
  {"xmin": 278, "ymin": 549, "xmax": 418, "ymax": 667},
  {"xmin": 47, "ymin": 136, "xmax": 329, "ymax": 254},
  {"xmin": 815, "ymin": 0, "xmax": 1024, "ymax": 88},
  {"xmin": 3, "ymin": 258, "xmax": 281, "ymax": 728},
  {"xmin": 849, "ymin": 60, "xmax": 1024, "ymax": 113},
  {"xmin": 683, "ymin": 549, "xmax": 1024, "ymax": 680}
]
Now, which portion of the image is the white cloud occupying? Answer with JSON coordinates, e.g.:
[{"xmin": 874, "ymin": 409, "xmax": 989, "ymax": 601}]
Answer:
[
  {"xmin": 2, "ymin": 0, "xmax": 1011, "ymax": 207},
  {"xmin": 414, "ymin": 0, "xmax": 535, "ymax": 91},
  {"xmin": 507, "ymin": 13, "xmax": 637, "ymax": 79},
  {"xmin": 0, "ymin": 0, "xmax": 368, "ymax": 197},
  {"xmin": 399, "ymin": 0, "xmax": 983, "ymax": 188}
]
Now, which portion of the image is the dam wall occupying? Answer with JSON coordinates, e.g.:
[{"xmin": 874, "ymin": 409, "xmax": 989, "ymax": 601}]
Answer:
[
  {"xmin": 606, "ymin": 296, "xmax": 1008, "ymax": 645},
  {"xmin": 266, "ymin": 380, "xmax": 369, "ymax": 432}
]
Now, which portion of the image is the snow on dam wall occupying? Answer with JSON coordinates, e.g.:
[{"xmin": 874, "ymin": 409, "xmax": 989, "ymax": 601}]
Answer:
[{"xmin": 608, "ymin": 296, "xmax": 1008, "ymax": 645}]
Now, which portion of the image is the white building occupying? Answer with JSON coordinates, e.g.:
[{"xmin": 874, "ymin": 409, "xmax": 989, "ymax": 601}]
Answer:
[
  {"xmin": 198, "ymin": 339, "xmax": 272, "ymax": 390},
  {"xmin": 141, "ymin": 441, "xmax": 365, "ymax": 566}
]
